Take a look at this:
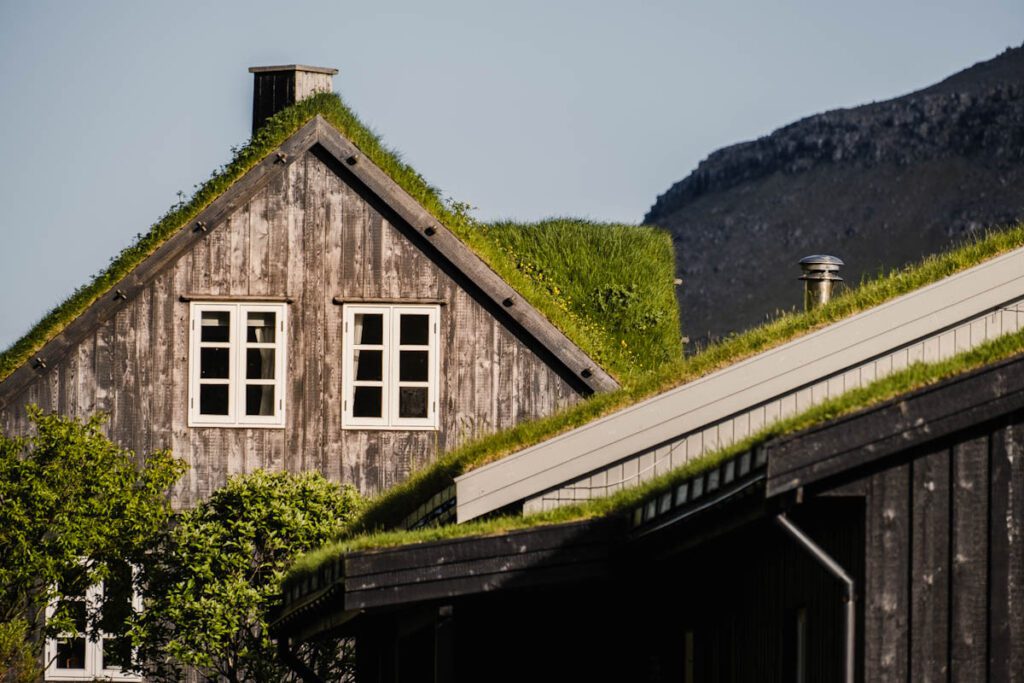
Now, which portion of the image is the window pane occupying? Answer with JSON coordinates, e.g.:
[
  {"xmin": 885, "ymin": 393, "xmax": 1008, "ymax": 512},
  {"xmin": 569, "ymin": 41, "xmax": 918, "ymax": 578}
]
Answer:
[
  {"xmin": 354, "ymin": 314, "xmax": 383, "ymax": 345},
  {"xmin": 399, "ymin": 387, "xmax": 428, "ymax": 418},
  {"xmin": 199, "ymin": 384, "xmax": 229, "ymax": 415},
  {"xmin": 354, "ymin": 350, "xmax": 383, "ymax": 381},
  {"xmin": 246, "ymin": 385, "xmax": 275, "ymax": 416},
  {"xmin": 399, "ymin": 350, "xmax": 429, "ymax": 382},
  {"xmin": 247, "ymin": 312, "xmax": 276, "ymax": 343},
  {"xmin": 246, "ymin": 348, "xmax": 275, "ymax": 379},
  {"xmin": 200, "ymin": 348, "xmax": 230, "ymax": 379},
  {"xmin": 353, "ymin": 386, "xmax": 382, "ymax": 418},
  {"xmin": 201, "ymin": 311, "xmax": 230, "ymax": 342},
  {"xmin": 102, "ymin": 636, "xmax": 133, "ymax": 671},
  {"xmin": 400, "ymin": 314, "xmax": 430, "ymax": 345},
  {"xmin": 100, "ymin": 563, "xmax": 133, "ymax": 633},
  {"xmin": 55, "ymin": 637, "xmax": 86, "ymax": 669}
]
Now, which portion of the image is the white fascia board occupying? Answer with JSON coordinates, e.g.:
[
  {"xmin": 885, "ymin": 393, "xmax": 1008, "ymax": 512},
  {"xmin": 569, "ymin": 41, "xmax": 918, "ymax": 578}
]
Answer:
[{"xmin": 456, "ymin": 246, "xmax": 1024, "ymax": 522}]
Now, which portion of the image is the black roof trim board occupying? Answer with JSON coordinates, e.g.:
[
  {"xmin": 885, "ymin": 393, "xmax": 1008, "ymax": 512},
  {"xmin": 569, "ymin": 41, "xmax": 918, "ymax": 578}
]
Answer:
[
  {"xmin": 271, "ymin": 517, "xmax": 619, "ymax": 637},
  {"xmin": 0, "ymin": 116, "xmax": 617, "ymax": 409}
]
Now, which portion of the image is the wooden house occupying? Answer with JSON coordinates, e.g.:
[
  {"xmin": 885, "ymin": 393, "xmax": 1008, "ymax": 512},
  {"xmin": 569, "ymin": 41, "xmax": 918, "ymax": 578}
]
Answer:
[
  {"xmin": 0, "ymin": 65, "xmax": 631, "ymax": 511},
  {"xmin": 274, "ymin": 240, "xmax": 1024, "ymax": 681},
  {"xmin": 0, "ymin": 65, "xmax": 686, "ymax": 681}
]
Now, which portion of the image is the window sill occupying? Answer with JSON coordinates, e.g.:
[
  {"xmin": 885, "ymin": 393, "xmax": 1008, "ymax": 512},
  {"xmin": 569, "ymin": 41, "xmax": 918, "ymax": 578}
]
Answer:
[
  {"xmin": 187, "ymin": 421, "xmax": 286, "ymax": 430},
  {"xmin": 341, "ymin": 423, "xmax": 440, "ymax": 432}
]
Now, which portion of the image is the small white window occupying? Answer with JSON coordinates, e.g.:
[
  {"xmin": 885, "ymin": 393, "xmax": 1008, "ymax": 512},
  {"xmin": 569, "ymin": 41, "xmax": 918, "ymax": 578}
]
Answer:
[
  {"xmin": 45, "ymin": 562, "xmax": 141, "ymax": 682},
  {"xmin": 188, "ymin": 302, "xmax": 287, "ymax": 427},
  {"xmin": 342, "ymin": 305, "xmax": 440, "ymax": 430}
]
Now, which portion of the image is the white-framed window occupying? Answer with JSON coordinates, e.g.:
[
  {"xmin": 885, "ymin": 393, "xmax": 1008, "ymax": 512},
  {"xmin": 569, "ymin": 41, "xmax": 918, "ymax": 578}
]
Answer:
[
  {"xmin": 188, "ymin": 302, "xmax": 287, "ymax": 427},
  {"xmin": 45, "ymin": 562, "xmax": 141, "ymax": 682},
  {"xmin": 342, "ymin": 304, "xmax": 440, "ymax": 430}
]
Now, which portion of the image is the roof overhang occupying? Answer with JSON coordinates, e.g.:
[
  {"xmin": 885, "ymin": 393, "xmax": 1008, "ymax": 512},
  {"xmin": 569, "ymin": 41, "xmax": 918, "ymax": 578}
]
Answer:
[{"xmin": 272, "ymin": 518, "xmax": 620, "ymax": 640}]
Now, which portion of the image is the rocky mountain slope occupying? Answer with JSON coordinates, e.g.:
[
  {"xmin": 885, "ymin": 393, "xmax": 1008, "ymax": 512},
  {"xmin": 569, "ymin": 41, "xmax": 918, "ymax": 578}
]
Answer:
[{"xmin": 647, "ymin": 45, "xmax": 1024, "ymax": 347}]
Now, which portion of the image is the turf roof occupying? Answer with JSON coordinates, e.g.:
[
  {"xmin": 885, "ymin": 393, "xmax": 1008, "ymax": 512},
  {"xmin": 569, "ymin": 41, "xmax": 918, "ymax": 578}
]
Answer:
[
  {"xmin": 351, "ymin": 221, "xmax": 1024, "ymax": 531},
  {"xmin": 285, "ymin": 322, "xmax": 1024, "ymax": 586},
  {"xmin": 0, "ymin": 93, "xmax": 679, "ymax": 385}
]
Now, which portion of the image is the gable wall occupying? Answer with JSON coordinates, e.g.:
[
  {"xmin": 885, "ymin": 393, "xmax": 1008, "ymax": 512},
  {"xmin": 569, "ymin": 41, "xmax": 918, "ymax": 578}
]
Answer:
[{"xmin": 0, "ymin": 148, "xmax": 580, "ymax": 507}]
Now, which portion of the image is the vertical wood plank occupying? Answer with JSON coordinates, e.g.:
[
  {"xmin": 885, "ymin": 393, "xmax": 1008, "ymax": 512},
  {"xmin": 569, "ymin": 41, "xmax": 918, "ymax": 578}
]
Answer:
[
  {"xmin": 75, "ymin": 332, "xmax": 97, "ymax": 417},
  {"xmin": 495, "ymin": 324, "xmax": 515, "ymax": 431},
  {"xmin": 248, "ymin": 186, "xmax": 271, "ymax": 296},
  {"xmin": 134, "ymin": 286, "xmax": 153, "ymax": 455},
  {"xmin": 989, "ymin": 417, "xmax": 1024, "ymax": 682},
  {"xmin": 951, "ymin": 435, "xmax": 989, "ymax": 683},
  {"xmin": 207, "ymin": 212, "xmax": 231, "ymax": 296},
  {"xmin": 58, "ymin": 351, "xmax": 75, "ymax": 417},
  {"xmin": 170, "ymin": 252, "xmax": 193, "ymax": 508},
  {"xmin": 864, "ymin": 463, "xmax": 910, "ymax": 683},
  {"xmin": 112, "ymin": 304, "xmax": 138, "ymax": 455},
  {"xmin": 285, "ymin": 152, "xmax": 308, "ymax": 478},
  {"xmin": 228, "ymin": 212, "xmax": 248, "ymax": 294},
  {"xmin": 321, "ymin": 157, "xmax": 346, "ymax": 484},
  {"xmin": 149, "ymin": 270, "xmax": 173, "ymax": 451},
  {"xmin": 265, "ymin": 169, "xmax": 290, "ymax": 295},
  {"xmin": 303, "ymin": 152, "xmax": 327, "ymax": 475},
  {"xmin": 910, "ymin": 446, "xmax": 950, "ymax": 682}
]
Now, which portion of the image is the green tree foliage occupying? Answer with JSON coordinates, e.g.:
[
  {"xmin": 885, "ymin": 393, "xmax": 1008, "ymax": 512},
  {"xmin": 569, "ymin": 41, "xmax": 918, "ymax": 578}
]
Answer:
[
  {"xmin": 0, "ymin": 619, "xmax": 41, "ymax": 683},
  {"xmin": 0, "ymin": 407, "xmax": 185, "ymax": 670},
  {"xmin": 130, "ymin": 470, "xmax": 363, "ymax": 682}
]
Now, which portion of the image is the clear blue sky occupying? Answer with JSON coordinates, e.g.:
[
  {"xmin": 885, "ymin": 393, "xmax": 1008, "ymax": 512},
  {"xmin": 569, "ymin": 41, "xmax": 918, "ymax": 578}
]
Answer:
[{"xmin": 0, "ymin": 0, "xmax": 1021, "ymax": 348}]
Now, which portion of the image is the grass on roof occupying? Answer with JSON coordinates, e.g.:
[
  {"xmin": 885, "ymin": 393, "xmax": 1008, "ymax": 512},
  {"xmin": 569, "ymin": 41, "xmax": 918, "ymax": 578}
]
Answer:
[
  {"xmin": 0, "ymin": 93, "xmax": 679, "ymax": 384},
  {"xmin": 352, "ymin": 220, "xmax": 1024, "ymax": 531},
  {"xmin": 285, "ymin": 324, "xmax": 1024, "ymax": 587}
]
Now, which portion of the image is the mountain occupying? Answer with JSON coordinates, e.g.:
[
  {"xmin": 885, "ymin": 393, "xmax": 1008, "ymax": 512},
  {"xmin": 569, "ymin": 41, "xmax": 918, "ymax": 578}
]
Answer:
[{"xmin": 647, "ymin": 45, "xmax": 1024, "ymax": 347}]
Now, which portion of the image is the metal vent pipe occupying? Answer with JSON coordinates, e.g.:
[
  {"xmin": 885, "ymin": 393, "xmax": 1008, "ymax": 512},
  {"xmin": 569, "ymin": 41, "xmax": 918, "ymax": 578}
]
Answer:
[{"xmin": 799, "ymin": 255, "xmax": 844, "ymax": 310}]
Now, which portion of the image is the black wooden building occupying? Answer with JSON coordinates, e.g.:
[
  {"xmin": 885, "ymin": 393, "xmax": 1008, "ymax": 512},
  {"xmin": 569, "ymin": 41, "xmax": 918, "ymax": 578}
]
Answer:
[{"xmin": 275, "ymin": 349, "xmax": 1024, "ymax": 682}]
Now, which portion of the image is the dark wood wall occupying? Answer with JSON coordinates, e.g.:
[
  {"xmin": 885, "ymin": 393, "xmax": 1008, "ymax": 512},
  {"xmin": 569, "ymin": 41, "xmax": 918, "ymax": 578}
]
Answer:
[
  {"xmin": 853, "ymin": 412, "xmax": 1024, "ymax": 683},
  {"xmin": 0, "ymin": 148, "xmax": 581, "ymax": 507},
  {"xmin": 346, "ymin": 413, "xmax": 1024, "ymax": 682}
]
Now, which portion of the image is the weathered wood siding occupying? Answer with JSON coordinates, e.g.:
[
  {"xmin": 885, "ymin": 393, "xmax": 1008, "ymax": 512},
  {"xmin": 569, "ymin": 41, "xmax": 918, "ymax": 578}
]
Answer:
[
  {"xmin": 0, "ymin": 148, "xmax": 580, "ymax": 506},
  {"xmin": 855, "ymin": 413, "xmax": 1024, "ymax": 683}
]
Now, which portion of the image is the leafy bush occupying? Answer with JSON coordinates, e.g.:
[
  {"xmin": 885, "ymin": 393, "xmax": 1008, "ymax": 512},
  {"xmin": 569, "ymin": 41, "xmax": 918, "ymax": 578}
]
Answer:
[
  {"xmin": 0, "ymin": 407, "xmax": 185, "ymax": 660},
  {"xmin": 130, "ymin": 470, "xmax": 363, "ymax": 682},
  {"xmin": 0, "ymin": 618, "xmax": 42, "ymax": 683}
]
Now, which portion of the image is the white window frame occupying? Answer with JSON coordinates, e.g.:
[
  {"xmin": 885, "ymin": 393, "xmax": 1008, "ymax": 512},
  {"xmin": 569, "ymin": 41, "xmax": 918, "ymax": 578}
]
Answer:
[
  {"xmin": 342, "ymin": 304, "xmax": 440, "ymax": 430},
  {"xmin": 188, "ymin": 302, "xmax": 287, "ymax": 428},
  {"xmin": 44, "ymin": 566, "xmax": 142, "ymax": 682}
]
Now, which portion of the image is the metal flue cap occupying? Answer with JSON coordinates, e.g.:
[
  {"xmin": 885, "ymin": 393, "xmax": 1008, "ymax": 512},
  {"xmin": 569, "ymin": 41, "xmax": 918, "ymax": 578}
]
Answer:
[{"xmin": 799, "ymin": 254, "xmax": 845, "ymax": 273}]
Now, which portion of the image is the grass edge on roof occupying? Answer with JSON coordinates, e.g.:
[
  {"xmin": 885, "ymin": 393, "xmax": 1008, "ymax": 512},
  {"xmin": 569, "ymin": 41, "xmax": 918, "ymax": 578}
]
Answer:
[
  {"xmin": 352, "ymin": 220, "xmax": 1024, "ymax": 531},
  {"xmin": 285, "ymin": 324, "xmax": 1024, "ymax": 587},
  {"xmin": 0, "ymin": 92, "xmax": 679, "ymax": 384}
]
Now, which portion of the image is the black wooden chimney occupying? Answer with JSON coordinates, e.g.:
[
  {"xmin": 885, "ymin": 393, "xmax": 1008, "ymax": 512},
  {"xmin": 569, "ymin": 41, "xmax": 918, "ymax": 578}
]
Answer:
[{"xmin": 248, "ymin": 65, "xmax": 338, "ymax": 134}]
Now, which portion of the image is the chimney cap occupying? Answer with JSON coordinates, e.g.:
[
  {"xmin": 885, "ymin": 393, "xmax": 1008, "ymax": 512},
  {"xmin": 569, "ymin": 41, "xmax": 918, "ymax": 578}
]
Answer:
[
  {"xmin": 799, "ymin": 254, "xmax": 844, "ymax": 271},
  {"xmin": 248, "ymin": 64, "xmax": 338, "ymax": 75}
]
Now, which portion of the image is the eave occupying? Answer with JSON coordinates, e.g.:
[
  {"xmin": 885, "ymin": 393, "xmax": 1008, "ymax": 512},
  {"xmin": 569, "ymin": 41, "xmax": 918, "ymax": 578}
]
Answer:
[{"xmin": 272, "ymin": 517, "xmax": 620, "ymax": 640}]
